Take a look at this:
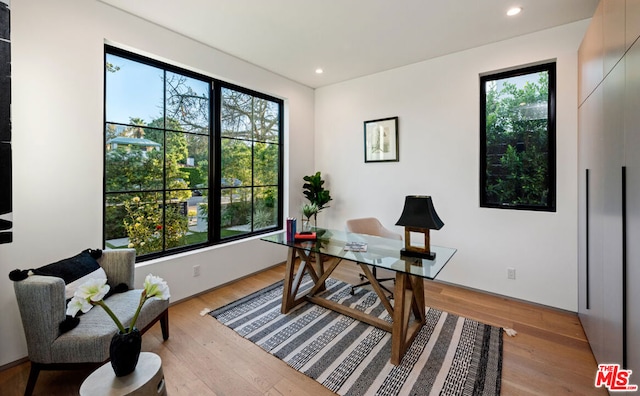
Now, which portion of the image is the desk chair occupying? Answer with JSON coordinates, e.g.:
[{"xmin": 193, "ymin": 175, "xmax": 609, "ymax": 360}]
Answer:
[{"xmin": 346, "ymin": 217, "xmax": 402, "ymax": 298}]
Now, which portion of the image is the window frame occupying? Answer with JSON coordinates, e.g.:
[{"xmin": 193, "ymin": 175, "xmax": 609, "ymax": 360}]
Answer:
[
  {"xmin": 103, "ymin": 45, "xmax": 284, "ymax": 261},
  {"xmin": 479, "ymin": 62, "xmax": 557, "ymax": 212},
  {"xmin": 213, "ymin": 81, "xmax": 285, "ymax": 243}
]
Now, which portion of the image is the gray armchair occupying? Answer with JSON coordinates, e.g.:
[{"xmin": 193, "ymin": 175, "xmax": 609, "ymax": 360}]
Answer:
[{"xmin": 12, "ymin": 249, "xmax": 169, "ymax": 396}]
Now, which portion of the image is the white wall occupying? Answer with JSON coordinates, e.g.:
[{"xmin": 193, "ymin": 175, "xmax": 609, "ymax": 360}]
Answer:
[
  {"xmin": 0, "ymin": 0, "xmax": 589, "ymax": 367},
  {"xmin": 315, "ymin": 21, "xmax": 589, "ymax": 312},
  {"xmin": 0, "ymin": 0, "xmax": 314, "ymax": 366}
]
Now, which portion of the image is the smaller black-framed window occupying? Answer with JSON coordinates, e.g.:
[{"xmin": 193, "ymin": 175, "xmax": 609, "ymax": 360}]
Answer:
[{"xmin": 480, "ymin": 62, "xmax": 556, "ymax": 212}]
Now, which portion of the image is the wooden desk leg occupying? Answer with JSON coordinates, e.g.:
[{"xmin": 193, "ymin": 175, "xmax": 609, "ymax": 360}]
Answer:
[
  {"xmin": 391, "ymin": 273, "xmax": 409, "ymax": 365},
  {"xmin": 313, "ymin": 251, "xmax": 326, "ymax": 291},
  {"xmin": 390, "ymin": 273, "xmax": 426, "ymax": 365},
  {"xmin": 282, "ymin": 247, "xmax": 322, "ymax": 314},
  {"xmin": 281, "ymin": 247, "xmax": 297, "ymax": 314},
  {"xmin": 409, "ymin": 275, "xmax": 426, "ymax": 323}
]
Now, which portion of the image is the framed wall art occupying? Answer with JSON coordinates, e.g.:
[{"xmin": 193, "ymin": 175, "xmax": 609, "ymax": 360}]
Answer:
[{"xmin": 364, "ymin": 116, "xmax": 398, "ymax": 163}]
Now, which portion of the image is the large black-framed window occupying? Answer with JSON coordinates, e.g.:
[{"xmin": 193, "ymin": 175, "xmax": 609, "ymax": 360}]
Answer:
[
  {"xmin": 104, "ymin": 46, "xmax": 283, "ymax": 261},
  {"xmin": 480, "ymin": 62, "xmax": 556, "ymax": 212}
]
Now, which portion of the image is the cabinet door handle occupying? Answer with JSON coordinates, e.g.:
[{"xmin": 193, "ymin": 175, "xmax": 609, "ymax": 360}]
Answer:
[
  {"xmin": 586, "ymin": 169, "xmax": 590, "ymax": 310},
  {"xmin": 622, "ymin": 166, "xmax": 627, "ymax": 369}
]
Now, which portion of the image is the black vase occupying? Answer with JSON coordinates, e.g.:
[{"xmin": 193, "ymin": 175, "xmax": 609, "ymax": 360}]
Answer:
[{"xmin": 109, "ymin": 327, "xmax": 142, "ymax": 377}]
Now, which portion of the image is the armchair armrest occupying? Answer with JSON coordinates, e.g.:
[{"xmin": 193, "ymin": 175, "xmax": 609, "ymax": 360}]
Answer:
[
  {"xmin": 98, "ymin": 249, "xmax": 136, "ymax": 290},
  {"xmin": 13, "ymin": 275, "xmax": 67, "ymax": 363}
]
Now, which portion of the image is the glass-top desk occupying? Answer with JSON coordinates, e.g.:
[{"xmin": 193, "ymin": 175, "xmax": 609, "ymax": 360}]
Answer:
[{"xmin": 261, "ymin": 228, "xmax": 456, "ymax": 365}]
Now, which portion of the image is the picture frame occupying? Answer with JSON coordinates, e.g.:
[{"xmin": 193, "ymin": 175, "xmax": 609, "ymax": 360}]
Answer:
[{"xmin": 364, "ymin": 116, "xmax": 399, "ymax": 163}]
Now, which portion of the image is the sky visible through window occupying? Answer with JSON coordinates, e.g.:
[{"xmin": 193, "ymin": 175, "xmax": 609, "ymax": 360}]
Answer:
[{"xmin": 106, "ymin": 54, "xmax": 165, "ymax": 125}]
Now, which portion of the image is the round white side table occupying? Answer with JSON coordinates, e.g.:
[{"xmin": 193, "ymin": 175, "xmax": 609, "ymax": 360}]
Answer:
[{"xmin": 80, "ymin": 352, "xmax": 167, "ymax": 396}]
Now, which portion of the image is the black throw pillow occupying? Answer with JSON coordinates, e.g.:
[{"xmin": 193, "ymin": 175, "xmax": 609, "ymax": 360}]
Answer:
[{"xmin": 8, "ymin": 249, "xmax": 127, "ymax": 334}]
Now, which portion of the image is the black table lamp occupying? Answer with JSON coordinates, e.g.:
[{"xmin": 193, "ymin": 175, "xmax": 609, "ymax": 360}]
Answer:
[{"xmin": 395, "ymin": 195, "xmax": 444, "ymax": 260}]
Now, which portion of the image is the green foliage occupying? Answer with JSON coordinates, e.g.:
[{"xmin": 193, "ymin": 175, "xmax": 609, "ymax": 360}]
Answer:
[
  {"xmin": 194, "ymin": 159, "xmax": 210, "ymax": 226},
  {"xmin": 104, "ymin": 116, "xmax": 194, "ymax": 252},
  {"xmin": 253, "ymin": 207, "xmax": 276, "ymax": 229},
  {"xmin": 123, "ymin": 197, "xmax": 188, "ymax": 256},
  {"xmin": 105, "ymin": 149, "xmax": 163, "ymax": 192},
  {"xmin": 254, "ymin": 142, "xmax": 279, "ymax": 185},
  {"xmin": 484, "ymin": 71, "xmax": 550, "ymax": 207},
  {"xmin": 197, "ymin": 203, "xmax": 208, "ymax": 225},
  {"xmin": 105, "ymin": 203, "xmax": 127, "ymax": 240},
  {"xmin": 221, "ymin": 138, "xmax": 252, "ymax": 185},
  {"xmin": 197, "ymin": 159, "xmax": 209, "ymax": 184},
  {"xmin": 221, "ymin": 201, "xmax": 251, "ymax": 228},
  {"xmin": 105, "ymin": 117, "xmax": 192, "ymax": 202},
  {"xmin": 180, "ymin": 167, "xmax": 201, "ymax": 187},
  {"xmin": 257, "ymin": 186, "xmax": 277, "ymax": 225},
  {"xmin": 106, "ymin": 62, "xmax": 120, "ymax": 73},
  {"xmin": 262, "ymin": 188, "xmax": 275, "ymax": 208},
  {"xmin": 302, "ymin": 203, "xmax": 319, "ymax": 220},
  {"xmin": 303, "ymin": 172, "xmax": 332, "ymax": 211}
]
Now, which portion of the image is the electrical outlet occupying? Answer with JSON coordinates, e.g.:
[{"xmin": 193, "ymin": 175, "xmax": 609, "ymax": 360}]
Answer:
[
  {"xmin": 507, "ymin": 267, "xmax": 516, "ymax": 280},
  {"xmin": 193, "ymin": 265, "xmax": 201, "ymax": 277}
]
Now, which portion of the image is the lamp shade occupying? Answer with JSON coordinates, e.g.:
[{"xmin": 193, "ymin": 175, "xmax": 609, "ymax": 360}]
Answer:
[{"xmin": 395, "ymin": 195, "xmax": 444, "ymax": 230}]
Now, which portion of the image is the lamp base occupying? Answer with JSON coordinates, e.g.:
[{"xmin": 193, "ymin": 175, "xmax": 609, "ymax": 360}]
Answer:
[{"xmin": 400, "ymin": 248, "xmax": 436, "ymax": 261}]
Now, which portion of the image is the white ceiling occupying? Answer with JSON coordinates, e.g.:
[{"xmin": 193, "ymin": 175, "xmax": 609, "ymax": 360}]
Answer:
[{"xmin": 98, "ymin": 0, "xmax": 599, "ymax": 89}]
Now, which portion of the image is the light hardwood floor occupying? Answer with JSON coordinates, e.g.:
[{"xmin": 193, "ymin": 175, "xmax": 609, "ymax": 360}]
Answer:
[{"xmin": 0, "ymin": 261, "xmax": 606, "ymax": 395}]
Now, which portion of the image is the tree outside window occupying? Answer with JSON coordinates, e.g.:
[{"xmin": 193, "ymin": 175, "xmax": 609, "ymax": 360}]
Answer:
[
  {"xmin": 480, "ymin": 62, "xmax": 556, "ymax": 212},
  {"xmin": 104, "ymin": 47, "xmax": 282, "ymax": 260},
  {"xmin": 219, "ymin": 87, "xmax": 281, "ymax": 238}
]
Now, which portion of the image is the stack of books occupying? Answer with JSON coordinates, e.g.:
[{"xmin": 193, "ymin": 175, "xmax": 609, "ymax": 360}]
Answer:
[{"xmin": 286, "ymin": 218, "xmax": 297, "ymax": 241}]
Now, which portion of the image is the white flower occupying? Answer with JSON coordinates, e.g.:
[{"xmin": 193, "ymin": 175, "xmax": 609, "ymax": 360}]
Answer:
[
  {"xmin": 143, "ymin": 274, "xmax": 171, "ymax": 300},
  {"xmin": 66, "ymin": 295, "xmax": 93, "ymax": 317},
  {"xmin": 76, "ymin": 278, "xmax": 110, "ymax": 302}
]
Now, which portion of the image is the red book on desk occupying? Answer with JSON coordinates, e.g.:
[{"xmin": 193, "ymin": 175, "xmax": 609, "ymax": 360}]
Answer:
[{"xmin": 294, "ymin": 232, "xmax": 317, "ymax": 241}]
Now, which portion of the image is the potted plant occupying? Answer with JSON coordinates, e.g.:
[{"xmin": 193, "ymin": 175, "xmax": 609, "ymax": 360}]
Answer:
[
  {"xmin": 302, "ymin": 203, "xmax": 319, "ymax": 232},
  {"xmin": 302, "ymin": 171, "xmax": 332, "ymax": 228}
]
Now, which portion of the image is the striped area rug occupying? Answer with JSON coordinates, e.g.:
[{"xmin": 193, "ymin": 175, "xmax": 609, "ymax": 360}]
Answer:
[{"xmin": 210, "ymin": 276, "xmax": 502, "ymax": 396}]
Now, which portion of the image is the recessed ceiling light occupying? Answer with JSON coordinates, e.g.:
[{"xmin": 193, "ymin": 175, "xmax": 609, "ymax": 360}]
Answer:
[
  {"xmin": 315, "ymin": 68, "xmax": 324, "ymax": 74},
  {"xmin": 507, "ymin": 7, "xmax": 522, "ymax": 16}
]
